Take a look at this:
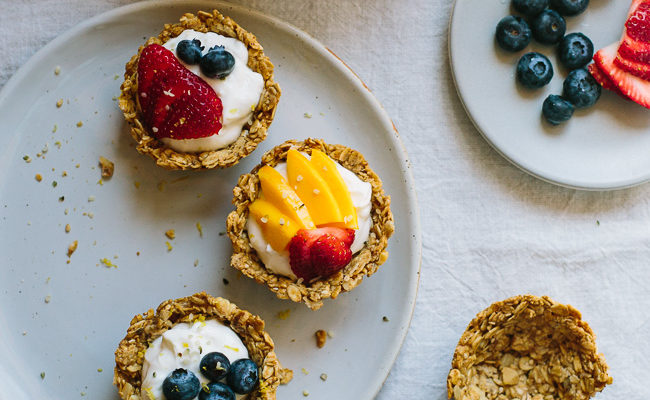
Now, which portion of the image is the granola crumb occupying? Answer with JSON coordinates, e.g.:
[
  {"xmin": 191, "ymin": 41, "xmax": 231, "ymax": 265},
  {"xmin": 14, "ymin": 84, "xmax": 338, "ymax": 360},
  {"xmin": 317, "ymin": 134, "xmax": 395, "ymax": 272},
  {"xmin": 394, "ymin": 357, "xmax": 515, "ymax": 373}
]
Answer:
[
  {"xmin": 35, "ymin": 174, "xmax": 42, "ymax": 182},
  {"xmin": 165, "ymin": 241, "xmax": 173, "ymax": 252},
  {"xmin": 76, "ymin": 121, "xmax": 83, "ymax": 127},
  {"xmin": 62, "ymin": 170, "xmax": 67, "ymax": 177},
  {"xmin": 157, "ymin": 181, "xmax": 166, "ymax": 191},
  {"xmin": 97, "ymin": 179, "xmax": 103, "ymax": 186},
  {"xmin": 302, "ymin": 390, "xmax": 309, "ymax": 397},
  {"xmin": 193, "ymin": 259, "xmax": 199, "ymax": 267},
  {"xmin": 65, "ymin": 224, "xmax": 71, "ymax": 233},
  {"xmin": 44, "ymin": 295, "xmax": 51, "ymax": 304},
  {"xmin": 315, "ymin": 330, "xmax": 327, "ymax": 348},
  {"xmin": 320, "ymin": 373, "xmax": 328, "ymax": 381},
  {"xmin": 54, "ymin": 66, "xmax": 61, "ymax": 75},
  {"xmin": 218, "ymin": 231, "xmax": 226, "ymax": 236},
  {"xmin": 67, "ymin": 240, "xmax": 78, "ymax": 257},
  {"xmin": 327, "ymin": 331, "xmax": 334, "ymax": 338},
  {"xmin": 165, "ymin": 229, "xmax": 176, "ymax": 240},
  {"xmin": 56, "ymin": 99, "xmax": 63, "ymax": 108},
  {"xmin": 277, "ymin": 309, "xmax": 291, "ymax": 320},
  {"xmin": 382, "ymin": 316, "xmax": 389, "ymax": 322},
  {"xmin": 100, "ymin": 258, "xmax": 117, "ymax": 268},
  {"xmin": 196, "ymin": 222, "xmax": 203, "ymax": 237},
  {"xmin": 98, "ymin": 156, "xmax": 114, "ymax": 179}
]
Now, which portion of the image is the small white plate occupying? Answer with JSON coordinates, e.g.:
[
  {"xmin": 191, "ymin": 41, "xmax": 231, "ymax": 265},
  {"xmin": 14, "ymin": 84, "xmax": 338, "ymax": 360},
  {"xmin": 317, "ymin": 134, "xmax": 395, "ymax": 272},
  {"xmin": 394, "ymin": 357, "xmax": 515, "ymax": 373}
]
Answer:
[
  {"xmin": 450, "ymin": 0, "xmax": 650, "ymax": 190},
  {"xmin": 0, "ymin": 1, "xmax": 421, "ymax": 399}
]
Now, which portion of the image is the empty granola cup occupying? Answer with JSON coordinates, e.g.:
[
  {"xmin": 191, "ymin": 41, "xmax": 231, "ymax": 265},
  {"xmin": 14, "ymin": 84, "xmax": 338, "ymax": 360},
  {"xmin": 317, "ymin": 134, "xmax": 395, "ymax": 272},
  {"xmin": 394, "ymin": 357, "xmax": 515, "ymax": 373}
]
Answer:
[
  {"xmin": 447, "ymin": 295, "xmax": 612, "ymax": 400},
  {"xmin": 114, "ymin": 292, "xmax": 292, "ymax": 400}
]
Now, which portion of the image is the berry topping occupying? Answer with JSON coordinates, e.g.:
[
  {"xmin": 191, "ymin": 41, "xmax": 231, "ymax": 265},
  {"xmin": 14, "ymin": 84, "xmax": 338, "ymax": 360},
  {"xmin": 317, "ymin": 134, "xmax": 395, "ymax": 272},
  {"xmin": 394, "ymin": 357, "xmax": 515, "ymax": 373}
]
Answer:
[
  {"xmin": 226, "ymin": 359, "xmax": 259, "ymax": 395},
  {"xmin": 137, "ymin": 44, "xmax": 223, "ymax": 140},
  {"xmin": 495, "ymin": 16, "xmax": 532, "ymax": 52},
  {"xmin": 289, "ymin": 227, "xmax": 355, "ymax": 281},
  {"xmin": 516, "ymin": 52, "xmax": 554, "ymax": 88},
  {"xmin": 562, "ymin": 67, "xmax": 602, "ymax": 108},
  {"xmin": 198, "ymin": 382, "xmax": 236, "ymax": 400},
  {"xmin": 625, "ymin": 1, "xmax": 650, "ymax": 42},
  {"xmin": 162, "ymin": 368, "xmax": 201, "ymax": 400},
  {"xmin": 549, "ymin": 0, "xmax": 589, "ymax": 16},
  {"xmin": 542, "ymin": 94, "xmax": 575, "ymax": 125},
  {"xmin": 176, "ymin": 39, "xmax": 204, "ymax": 65},
  {"xmin": 200, "ymin": 46, "xmax": 235, "ymax": 79},
  {"xmin": 531, "ymin": 9, "xmax": 566, "ymax": 45},
  {"xmin": 558, "ymin": 32, "xmax": 594, "ymax": 70},
  {"xmin": 594, "ymin": 43, "xmax": 650, "ymax": 109},
  {"xmin": 199, "ymin": 352, "xmax": 231, "ymax": 382},
  {"xmin": 512, "ymin": 0, "xmax": 549, "ymax": 17}
]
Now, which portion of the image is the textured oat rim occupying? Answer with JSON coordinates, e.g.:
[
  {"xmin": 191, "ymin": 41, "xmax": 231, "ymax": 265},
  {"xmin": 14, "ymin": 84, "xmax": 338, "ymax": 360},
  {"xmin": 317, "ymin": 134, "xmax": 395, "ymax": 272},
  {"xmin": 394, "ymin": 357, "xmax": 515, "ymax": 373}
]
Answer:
[
  {"xmin": 447, "ymin": 294, "xmax": 612, "ymax": 400},
  {"xmin": 118, "ymin": 9, "xmax": 281, "ymax": 170},
  {"xmin": 226, "ymin": 138, "xmax": 395, "ymax": 310},
  {"xmin": 113, "ymin": 292, "xmax": 293, "ymax": 400}
]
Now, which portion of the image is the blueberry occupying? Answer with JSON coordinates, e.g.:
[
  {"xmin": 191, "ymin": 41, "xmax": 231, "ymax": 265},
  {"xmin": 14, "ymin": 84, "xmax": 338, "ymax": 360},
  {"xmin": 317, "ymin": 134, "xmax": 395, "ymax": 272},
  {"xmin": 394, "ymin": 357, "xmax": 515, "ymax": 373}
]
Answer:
[
  {"xmin": 542, "ymin": 95, "xmax": 575, "ymax": 125},
  {"xmin": 516, "ymin": 52, "xmax": 554, "ymax": 89},
  {"xmin": 550, "ymin": 0, "xmax": 589, "ymax": 16},
  {"xmin": 176, "ymin": 39, "xmax": 204, "ymax": 65},
  {"xmin": 200, "ymin": 352, "xmax": 230, "ymax": 381},
  {"xmin": 512, "ymin": 0, "xmax": 549, "ymax": 17},
  {"xmin": 198, "ymin": 382, "xmax": 236, "ymax": 400},
  {"xmin": 562, "ymin": 68, "xmax": 601, "ymax": 108},
  {"xmin": 200, "ymin": 46, "xmax": 235, "ymax": 79},
  {"xmin": 162, "ymin": 368, "xmax": 201, "ymax": 400},
  {"xmin": 558, "ymin": 32, "xmax": 594, "ymax": 70},
  {"xmin": 531, "ymin": 9, "xmax": 566, "ymax": 45},
  {"xmin": 496, "ymin": 16, "xmax": 532, "ymax": 52},
  {"xmin": 226, "ymin": 359, "xmax": 258, "ymax": 394}
]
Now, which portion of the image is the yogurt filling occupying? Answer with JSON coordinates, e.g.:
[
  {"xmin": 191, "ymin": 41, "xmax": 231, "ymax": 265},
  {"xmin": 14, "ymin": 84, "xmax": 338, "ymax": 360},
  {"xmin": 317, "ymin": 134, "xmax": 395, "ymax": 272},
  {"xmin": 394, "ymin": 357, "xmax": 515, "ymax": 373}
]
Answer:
[
  {"xmin": 247, "ymin": 155, "xmax": 373, "ymax": 279},
  {"xmin": 161, "ymin": 30, "xmax": 264, "ymax": 153},
  {"xmin": 141, "ymin": 319, "xmax": 249, "ymax": 400}
]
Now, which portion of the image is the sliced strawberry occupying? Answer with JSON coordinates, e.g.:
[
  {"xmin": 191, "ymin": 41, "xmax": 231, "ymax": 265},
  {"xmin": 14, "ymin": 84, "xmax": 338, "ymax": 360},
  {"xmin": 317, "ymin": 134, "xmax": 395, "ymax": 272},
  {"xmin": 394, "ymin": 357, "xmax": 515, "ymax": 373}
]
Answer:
[
  {"xmin": 617, "ymin": 0, "xmax": 650, "ymax": 62},
  {"xmin": 625, "ymin": 1, "xmax": 650, "ymax": 43},
  {"xmin": 588, "ymin": 63, "xmax": 627, "ymax": 98},
  {"xmin": 310, "ymin": 236, "xmax": 352, "ymax": 277},
  {"xmin": 288, "ymin": 227, "xmax": 355, "ymax": 281},
  {"xmin": 137, "ymin": 44, "xmax": 223, "ymax": 140},
  {"xmin": 595, "ymin": 43, "xmax": 650, "ymax": 108},
  {"xmin": 615, "ymin": 53, "xmax": 650, "ymax": 80},
  {"xmin": 618, "ymin": 38, "xmax": 650, "ymax": 63}
]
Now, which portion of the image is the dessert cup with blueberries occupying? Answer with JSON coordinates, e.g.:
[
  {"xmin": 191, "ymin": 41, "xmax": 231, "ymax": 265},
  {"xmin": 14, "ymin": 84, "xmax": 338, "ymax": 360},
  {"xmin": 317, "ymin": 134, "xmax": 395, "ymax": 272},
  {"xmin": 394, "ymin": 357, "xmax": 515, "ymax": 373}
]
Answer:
[
  {"xmin": 226, "ymin": 138, "xmax": 394, "ymax": 310},
  {"xmin": 113, "ymin": 292, "xmax": 292, "ymax": 400},
  {"xmin": 119, "ymin": 10, "xmax": 280, "ymax": 170}
]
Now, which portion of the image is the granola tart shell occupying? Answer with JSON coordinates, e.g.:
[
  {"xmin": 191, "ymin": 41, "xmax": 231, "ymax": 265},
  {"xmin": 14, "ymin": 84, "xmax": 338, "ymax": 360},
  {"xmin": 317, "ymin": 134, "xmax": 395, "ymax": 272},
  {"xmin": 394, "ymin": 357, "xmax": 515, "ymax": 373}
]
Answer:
[
  {"xmin": 119, "ymin": 10, "xmax": 280, "ymax": 170},
  {"xmin": 226, "ymin": 138, "xmax": 394, "ymax": 310},
  {"xmin": 113, "ymin": 292, "xmax": 293, "ymax": 400},
  {"xmin": 447, "ymin": 295, "xmax": 612, "ymax": 400}
]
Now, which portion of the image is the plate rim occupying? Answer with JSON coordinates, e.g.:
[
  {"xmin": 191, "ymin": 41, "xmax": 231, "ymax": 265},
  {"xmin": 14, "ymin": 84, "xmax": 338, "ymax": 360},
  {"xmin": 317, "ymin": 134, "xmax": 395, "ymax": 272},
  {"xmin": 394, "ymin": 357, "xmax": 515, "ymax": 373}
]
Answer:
[
  {"xmin": 0, "ymin": 1, "xmax": 422, "ymax": 398},
  {"xmin": 448, "ymin": 0, "xmax": 650, "ymax": 191}
]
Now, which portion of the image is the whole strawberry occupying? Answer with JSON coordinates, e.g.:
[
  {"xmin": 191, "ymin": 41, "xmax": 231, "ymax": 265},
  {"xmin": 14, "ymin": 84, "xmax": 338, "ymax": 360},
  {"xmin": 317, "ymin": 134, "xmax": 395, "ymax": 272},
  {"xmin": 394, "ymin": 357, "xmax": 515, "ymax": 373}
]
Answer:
[
  {"xmin": 137, "ymin": 44, "xmax": 223, "ymax": 140},
  {"xmin": 288, "ymin": 228, "xmax": 354, "ymax": 281}
]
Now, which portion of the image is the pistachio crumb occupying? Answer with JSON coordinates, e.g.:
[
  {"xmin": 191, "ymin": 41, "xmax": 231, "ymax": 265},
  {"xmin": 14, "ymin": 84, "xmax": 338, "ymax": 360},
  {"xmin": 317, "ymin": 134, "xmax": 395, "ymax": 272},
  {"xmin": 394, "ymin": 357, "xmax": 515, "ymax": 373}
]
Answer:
[
  {"xmin": 54, "ymin": 66, "xmax": 61, "ymax": 75},
  {"xmin": 320, "ymin": 373, "xmax": 328, "ymax": 381},
  {"xmin": 301, "ymin": 368, "xmax": 309, "ymax": 375},
  {"xmin": 88, "ymin": 196, "xmax": 95, "ymax": 202},
  {"xmin": 56, "ymin": 99, "xmax": 63, "ymax": 108},
  {"xmin": 97, "ymin": 368, "xmax": 103, "ymax": 373},
  {"xmin": 303, "ymin": 390, "xmax": 309, "ymax": 397},
  {"xmin": 196, "ymin": 222, "xmax": 203, "ymax": 237},
  {"xmin": 44, "ymin": 295, "xmax": 51, "ymax": 304},
  {"xmin": 52, "ymin": 124, "xmax": 57, "ymax": 133},
  {"xmin": 40, "ymin": 372, "xmax": 45, "ymax": 379},
  {"xmin": 304, "ymin": 112, "xmax": 312, "ymax": 119},
  {"xmin": 23, "ymin": 155, "xmax": 32, "ymax": 163},
  {"xmin": 194, "ymin": 259, "xmax": 199, "ymax": 267},
  {"xmin": 165, "ymin": 241, "xmax": 172, "ymax": 252},
  {"xmin": 52, "ymin": 181, "xmax": 57, "ymax": 188}
]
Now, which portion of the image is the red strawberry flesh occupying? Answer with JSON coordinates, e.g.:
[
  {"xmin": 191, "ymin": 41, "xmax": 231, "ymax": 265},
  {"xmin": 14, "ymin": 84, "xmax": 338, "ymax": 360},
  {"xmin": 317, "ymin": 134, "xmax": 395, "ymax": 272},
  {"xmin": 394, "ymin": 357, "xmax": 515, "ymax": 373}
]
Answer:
[
  {"xmin": 625, "ymin": 2, "xmax": 650, "ymax": 42},
  {"xmin": 288, "ymin": 227, "xmax": 355, "ymax": 281},
  {"xmin": 588, "ymin": 63, "xmax": 627, "ymax": 97},
  {"xmin": 615, "ymin": 53, "xmax": 650, "ymax": 80},
  {"xmin": 137, "ymin": 44, "xmax": 223, "ymax": 140},
  {"xmin": 595, "ymin": 43, "xmax": 650, "ymax": 108}
]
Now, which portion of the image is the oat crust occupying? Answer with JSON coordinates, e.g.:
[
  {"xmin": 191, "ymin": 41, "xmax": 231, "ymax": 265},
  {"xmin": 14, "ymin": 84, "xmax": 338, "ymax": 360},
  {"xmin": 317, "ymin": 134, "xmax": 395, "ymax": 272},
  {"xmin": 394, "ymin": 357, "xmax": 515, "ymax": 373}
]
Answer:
[
  {"xmin": 447, "ymin": 295, "xmax": 612, "ymax": 400},
  {"xmin": 226, "ymin": 138, "xmax": 394, "ymax": 310},
  {"xmin": 113, "ymin": 292, "xmax": 292, "ymax": 400},
  {"xmin": 119, "ymin": 10, "xmax": 280, "ymax": 170}
]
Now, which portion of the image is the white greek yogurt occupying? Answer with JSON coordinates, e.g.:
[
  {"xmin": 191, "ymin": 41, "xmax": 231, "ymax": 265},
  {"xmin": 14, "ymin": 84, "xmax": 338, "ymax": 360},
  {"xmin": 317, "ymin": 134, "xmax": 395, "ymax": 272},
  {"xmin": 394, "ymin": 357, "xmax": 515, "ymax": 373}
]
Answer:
[
  {"xmin": 161, "ymin": 30, "xmax": 264, "ymax": 152},
  {"xmin": 247, "ymin": 154, "xmax": 373, "ymax": 279},
  {"xmin": 141, "ymin": 319, "xmax": 249, "ymax": 400}
]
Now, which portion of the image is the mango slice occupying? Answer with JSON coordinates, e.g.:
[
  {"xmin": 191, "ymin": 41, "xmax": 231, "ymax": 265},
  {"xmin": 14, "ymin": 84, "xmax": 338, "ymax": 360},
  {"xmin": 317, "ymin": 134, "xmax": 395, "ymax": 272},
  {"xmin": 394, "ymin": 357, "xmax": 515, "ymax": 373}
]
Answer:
[
  {"xmin": 286, "ymin": 149, "xmax": 342, "ymax": 226},
  {"xmin": 258, "ymin": 166, "xmax": 315, "ymax": 230},
  {"xmin": 310, "ymin": 149, "xmax": 358, "ymax": 229},
  {"xmin": 249, "ymin": 199, "xmax": 300, "ymax": 251}
]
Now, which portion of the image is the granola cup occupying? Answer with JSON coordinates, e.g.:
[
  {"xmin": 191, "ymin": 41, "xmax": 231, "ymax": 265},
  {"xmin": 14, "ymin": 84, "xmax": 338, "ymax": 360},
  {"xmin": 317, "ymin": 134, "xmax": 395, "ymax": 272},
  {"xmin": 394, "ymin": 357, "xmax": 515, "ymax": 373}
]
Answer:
[
  {"xmin": 226, "ymin": 138, "xmax": 394, "ymax": 310},
  {"xmin": 119, "ymin": 10, "xmax": 280, "ymax": 170},
  {"xmin": 447, "ymin": 295, "xmax": 612, "ymax": 400},
  {"xmin": 113, "ymin": 292, "xmax": 292, "ymax": 400}
]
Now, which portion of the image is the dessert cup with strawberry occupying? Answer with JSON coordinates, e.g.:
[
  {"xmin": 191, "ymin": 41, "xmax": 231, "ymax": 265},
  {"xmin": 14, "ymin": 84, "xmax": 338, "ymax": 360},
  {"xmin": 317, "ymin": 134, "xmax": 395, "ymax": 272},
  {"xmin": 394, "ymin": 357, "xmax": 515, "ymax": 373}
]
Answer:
[
  {"xmin": 119, "ymin": 10, "xmax": 280, "ymax": 170},
  {"xmin": 114, "ymin": 292, "xmax": 292, "ymax": 400},
  {"xmin": 226, "ymin": 139, "xmax": 394, "ymax": 310}
]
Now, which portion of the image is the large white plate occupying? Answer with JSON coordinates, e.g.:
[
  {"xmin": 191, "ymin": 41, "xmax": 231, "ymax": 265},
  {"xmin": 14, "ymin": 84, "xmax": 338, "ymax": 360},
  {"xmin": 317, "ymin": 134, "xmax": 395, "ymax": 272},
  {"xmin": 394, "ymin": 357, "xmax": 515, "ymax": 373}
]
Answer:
[
  {"xmin": 0, "ymin": 1, "xmax": 421, "ymax": 399},
  {"xmin": 450, "ymin": 0, "xmax": 650, "ymax": 190}
]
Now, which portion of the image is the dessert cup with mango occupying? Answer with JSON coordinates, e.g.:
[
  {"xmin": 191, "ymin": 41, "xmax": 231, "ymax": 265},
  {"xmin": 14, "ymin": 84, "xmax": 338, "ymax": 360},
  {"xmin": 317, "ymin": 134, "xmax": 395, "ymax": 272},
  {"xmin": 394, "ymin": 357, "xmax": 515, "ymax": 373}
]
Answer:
[
  {"xmin": 119, "ymin": 10, "xmax": 280, "ymax": 170},
  {"xmin": 226, "ymin": 138, "xmax": 394, "ymax": 310},
  {"xmin": 113, "ymin": 292, "xmax": 292, "ymax": 400}
]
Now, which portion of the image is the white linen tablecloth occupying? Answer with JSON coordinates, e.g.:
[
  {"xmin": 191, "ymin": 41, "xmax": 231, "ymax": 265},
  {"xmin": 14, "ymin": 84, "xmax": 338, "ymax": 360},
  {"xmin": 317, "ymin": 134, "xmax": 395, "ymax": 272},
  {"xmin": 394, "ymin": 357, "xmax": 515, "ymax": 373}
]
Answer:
[{"xmin": 1, "ymin": 0, "xmax": 647, "ymax": 398}]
